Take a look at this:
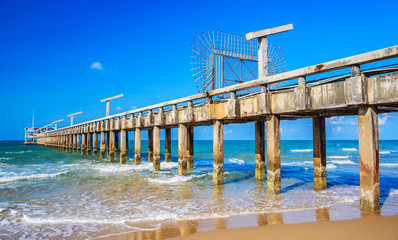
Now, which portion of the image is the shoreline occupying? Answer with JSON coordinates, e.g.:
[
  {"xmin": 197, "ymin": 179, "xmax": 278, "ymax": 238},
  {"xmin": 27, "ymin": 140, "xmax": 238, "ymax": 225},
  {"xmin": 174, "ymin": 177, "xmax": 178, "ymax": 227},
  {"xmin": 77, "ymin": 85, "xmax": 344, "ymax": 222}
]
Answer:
[{"xmin": 94, "ymin": 203, "xmax": 398, "ymax": 240}]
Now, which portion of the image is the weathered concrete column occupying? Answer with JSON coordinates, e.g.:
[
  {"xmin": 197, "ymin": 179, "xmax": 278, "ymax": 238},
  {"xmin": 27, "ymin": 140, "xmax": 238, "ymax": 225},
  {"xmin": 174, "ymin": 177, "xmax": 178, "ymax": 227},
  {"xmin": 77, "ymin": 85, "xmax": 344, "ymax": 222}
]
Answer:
[
  {"xmin": 148, "ymin": 129, "xmax": 153, "ymax": 162},
  {"xmin": 178, "ymin": 124, "xmax": 188, "ymax": 176},
  {"xmin": 313, "ymin": 116, "xmax": 327, "ymax": 190},
  {"xmin": 153, "ymin": 126, "xmax": 161, "ymax": 171},
  {"xmin": 76, "ymin": 134, "xmax": 81, "ymax": 152},
  {"xmin": 187, "ymin": 126, "xmax": 194, "ymax": 169},
  {"xmin": 358, "ymin": 105, "xmax": 380, "ymax": 210},
  {"xmin": 120, "ymin": 130, "xmax": 128, "ymax": 164},
  {"xmin": 68, "ymin": 134, "xmax": 72, "ymax": 151},
  {"xmin": 100, "ymin": 131, "xmax": 106, "ymax": 159},
  {"xmin": 114, "ymin": 132, "xmax": 119, "ymax": 156},
  {"xmin": 266, "ymin": 114, "xmax": 281, "ymax": 194},
  {"xmin": 86, "ymin": 133, "xmax": 92, "ymax": 155},
  {"xmin": 107, "ymin": 132, "xmax": 110, "ymax": 155},
  {"xmin": 213, "ymin": 120, "xmax": 224, "ymax": 185},
  {"xmin": 81, "ymin": 133, "xmax": 86, "ymax": 155},
  {"xmin": 63, "ymin": 135, "xmax": 67, "ymax": 151},
  {"xmin": 165, "ymin": 128, "xmax": 171, "ymax": 162},
  {"xmin": 134, "ymin": 128, "xmax": 141, "ymax": 165},
  {"xmin": 255, "ymin": 121, "xmax": 265, "ymax": 180},
  {"xmin": 108, "ymin": 131, "xmax": 115, "ymax": 162},
  {"xmin": 93, "ymin": 133, "xmax": 98, "ymax": 155},
  {"xmin": 72, "ymin": 134, "xmax": 76, "ymax": 152}
]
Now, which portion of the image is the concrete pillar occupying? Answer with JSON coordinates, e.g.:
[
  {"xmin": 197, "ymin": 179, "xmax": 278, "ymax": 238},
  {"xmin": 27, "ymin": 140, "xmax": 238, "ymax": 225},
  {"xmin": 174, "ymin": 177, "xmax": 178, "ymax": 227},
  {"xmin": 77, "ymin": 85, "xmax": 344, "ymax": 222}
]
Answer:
[
  {"xmin": 63, "ymin": 135, "xmax": 67, "ymax": 151},
  {"xmin": 120, "ymin": 130, "xmax": 128, "ymax": 164},
  {"xmin": 358, "ymin": 105, "xmax": 380, "ymax": 210},
  {"xmin": 213, "ymin": 120, "xmax": 224, "ymax": 185},
  {"xmin": 187, "ymin": 126, "xmax": 194, "ymax": 169},
  {"xmin": 93, "ymin": 133, "xmax": 98, "ymax": 155},
  {"xmin": 266, "ymin": 114, "xmax": 281, "ymax": 194},
  {"xmin": 107, "ymin": 132, "xmax": 110, "ymax": 155},
  {"xmin": 100, "ymin": 131, "xmax": 106, "ymax": 158},
  {"xmin": 178, "ymin": 124, "xmax": 187, "ymax": 176},
  {"xmin": 114, "ymin": 131, "xmax": 119, "ymax": 156},
  {"xmin": 109, "ymin": 131, "xmax": 115, "ymax": 162},
  {"xmin": 72, "ymin": 134, "xmax": 76, "ymax": 152},
  {"xmin": 148, "ymin": 129, "xmax": 153, "ymax": 162},
  {"xmin": 81, "ymin": 133, "xmax": 86, "ymax": 155},
  {"xmin": 153, "ymin": 126, "xmax": 161, "ymax": 171},
  {"xmin": 86, "ymin": 133, "xmax": 92, "ymax": 155},
  {"xmin": 313, "ymin": 116, "xmax": 327, "ymax": 190},
  {"xmin": 76, "ymin": 134, "xmax": 81, "ymax": 152},
  {"xmin": 134, "ymin": 128, "xmax": 141, "ymax": 165},
  {"xmin": 165, "ymin": 128, "xmax": 171, "ymax": 162},
  {"xmin": 69, "ymin": 134, "xmax": 73, "ymax": 152},
  {"xmin": 255, "ymin": 121, "xmax": 265, "ymax": 180}
]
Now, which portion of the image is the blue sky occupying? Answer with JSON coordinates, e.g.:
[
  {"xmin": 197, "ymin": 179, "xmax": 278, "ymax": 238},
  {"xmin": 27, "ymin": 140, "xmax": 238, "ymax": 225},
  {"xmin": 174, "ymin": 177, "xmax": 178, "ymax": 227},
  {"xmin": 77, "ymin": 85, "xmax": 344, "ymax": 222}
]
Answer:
[{"xmin": 0, "ymin": 0, "xmax": 397, "ymax": 140}]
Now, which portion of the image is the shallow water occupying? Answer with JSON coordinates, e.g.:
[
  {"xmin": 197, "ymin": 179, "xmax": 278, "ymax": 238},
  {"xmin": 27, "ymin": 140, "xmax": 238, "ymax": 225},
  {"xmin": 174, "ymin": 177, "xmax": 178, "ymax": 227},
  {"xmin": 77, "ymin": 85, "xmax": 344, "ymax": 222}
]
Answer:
[{"xmin": 0, "ymin": 140, "xmax": 397, "ymax": 239}]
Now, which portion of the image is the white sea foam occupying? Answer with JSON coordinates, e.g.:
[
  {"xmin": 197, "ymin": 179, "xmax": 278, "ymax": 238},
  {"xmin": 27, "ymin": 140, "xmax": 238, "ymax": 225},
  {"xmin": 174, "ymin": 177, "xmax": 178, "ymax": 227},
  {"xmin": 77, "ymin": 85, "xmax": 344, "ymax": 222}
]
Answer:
[
  {"xmin": 342, "ymin": 148, "xmax": 357, "ymax": 151},
  {"xmin": 330, "ymin": 160, "xmax": 356, "ymax": 165},
  {"xmin": 160, "ymin": 162, "xmax": 178, "ymax": 170},
  {"xmin": 0, "ymin": 157, "xmax": 11, "ymax": 160},
  {"xmin": 228, "ymin": 158, "xmax": 245, "ymax": 165},
  {"xmin": 326, "ymin": 164, "xmax": 337, "ymax": 170},
  {"xmin": 0, "ymin": 171, "xmax": 68, "ymax": 183},
  {"xmin": 380, "ymin": 163, "xmax": 398, "ymax": 167},
  {"xmin": 327, "ymin": 156, "xmax": 350, "ymax": 159},
  {"xmin": 389, "ymin": 189, "xmax": 398, "ymax": 196},
  {"xmin": 23, "ymin": 215, "xmax": 126, "ymax": 224},
  {"xmin": 94, "ymin": 162, "xmax": 178, "ymax": 174},
  {"xmin": 148, "ymin": 174, "xmax": 208, "ymax": 184},
  {"xmin": 4, "ymin": 150, "xmax": 32, "ymax": 154},
  {"xmin": 380, "ymin": 151, "xmax": 391, "ymax": 154},
  {"xmin": 291, "ymin": 149, "xmax": 313, "ymax": 153},
  {"xmin": 282, "ymin": 161, "xmax": 313, "ymax": 166}
]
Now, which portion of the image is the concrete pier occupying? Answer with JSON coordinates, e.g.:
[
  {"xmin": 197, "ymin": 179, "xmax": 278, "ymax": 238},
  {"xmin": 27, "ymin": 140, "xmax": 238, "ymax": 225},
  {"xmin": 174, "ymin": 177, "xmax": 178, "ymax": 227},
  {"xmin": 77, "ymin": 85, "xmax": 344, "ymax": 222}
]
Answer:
[
  {"xmin": 81, "ymin": 133, "xmax": 86, "ymax": 155},
  {"xmin": 165, "ymin": 128, "xmax": 171, "ymax": 162},
  {"xmin": 76, "ymin": 134, "xmax": 81, "ymax": 152},
  {"xmin": 100, "ymin": 131, "xmax": 106, "ymax": 158},
  {"xmin": 153, "ymin": 126, "xmax": 161, "ymax": 171},
  {"xmin": 72, "ymin": 134, "xmax": 76, "ymax": 152},
  {"xmin": 134, "ymin": 128, "xmax": 141, "ymax": 165},
  {"xmin": 213, "ymin": 120, "xmax": 224, "ymax": 185},
  {"xmin": 120, "ymin": 129, "xmax": 128, "ymax": 164},
  {"xmin": 109, "ymin": 131, "xmax": 115, "ymax": 162},
  {"xmin": 255, "ymin": 121, "xmax": 265, "ymax": 181},
  {"xmin": 93, "ymin": 133, "xmax": 98, "ymax": 155},
  {"xmin": 178, "ymin": 124, "xmax": 187, "ymax": 176},
  {"xmin": 266, "ymin": 115, "xmax": 281, "ymax": 194},
  {"xmin": 86, "ymin": 133, "xmax": 92, "ymax": 155},
  {"xmin": 148, "ymin": 129, "xmax": 153, "ymax": 163},
  {"xmin": 313, "ymin": 116, "xmax": 327, "ymax": 190}
]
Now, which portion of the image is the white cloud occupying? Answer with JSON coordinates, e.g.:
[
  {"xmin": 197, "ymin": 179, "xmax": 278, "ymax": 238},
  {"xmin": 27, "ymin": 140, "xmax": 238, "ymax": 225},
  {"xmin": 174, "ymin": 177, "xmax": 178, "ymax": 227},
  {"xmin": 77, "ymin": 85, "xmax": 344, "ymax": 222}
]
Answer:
[
  {"xmin": 226, "ymin": 130, "xmax": 233, "ymax": 134},
  {"xmin": 327, "ymin": 116, "xmax": 356, "ymax": 126},
  {"xmin": 116, "ymin": 106, "xmax": 122, "ymax": 111},
  {"xmin": 334, "ymin": 126, "xmax": 342, "ymax": 133},
  {"xmin": 90, "ymin": 61, "xmax": 103, "ymax": 70},
  {"xmin": 379, "ymin": 114, "xmax": 390, "ymax": 125}
]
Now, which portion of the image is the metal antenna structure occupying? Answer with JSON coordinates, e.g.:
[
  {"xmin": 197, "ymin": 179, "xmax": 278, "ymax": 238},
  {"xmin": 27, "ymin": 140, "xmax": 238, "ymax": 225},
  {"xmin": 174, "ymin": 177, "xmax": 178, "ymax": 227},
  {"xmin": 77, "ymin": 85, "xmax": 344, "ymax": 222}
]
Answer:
[{"xmin": 191, "ymin": 30, "xmax": 288, "ymax": 95}]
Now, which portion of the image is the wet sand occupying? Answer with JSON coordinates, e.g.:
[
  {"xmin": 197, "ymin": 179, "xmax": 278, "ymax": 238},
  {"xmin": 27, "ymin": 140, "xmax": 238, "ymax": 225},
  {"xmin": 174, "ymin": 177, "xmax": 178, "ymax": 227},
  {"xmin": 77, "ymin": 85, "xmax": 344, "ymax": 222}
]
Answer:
[{"xmin": 95, "ymin": 204, "xmax": 398, "ymax": 240}]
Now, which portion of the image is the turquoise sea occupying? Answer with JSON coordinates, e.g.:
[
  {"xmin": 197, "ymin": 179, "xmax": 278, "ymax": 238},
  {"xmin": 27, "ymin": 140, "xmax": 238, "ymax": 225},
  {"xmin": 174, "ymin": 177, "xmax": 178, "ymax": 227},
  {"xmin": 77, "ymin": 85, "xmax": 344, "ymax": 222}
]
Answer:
[{"xmin": 0, "ymin": 140, "xmax": 398, "ymax": 239}]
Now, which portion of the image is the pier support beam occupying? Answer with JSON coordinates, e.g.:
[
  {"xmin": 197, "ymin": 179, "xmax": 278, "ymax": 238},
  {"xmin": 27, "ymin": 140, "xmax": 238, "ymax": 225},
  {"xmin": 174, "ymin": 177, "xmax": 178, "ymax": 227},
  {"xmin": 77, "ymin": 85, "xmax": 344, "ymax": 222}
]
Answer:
[
  {"xmin": 120, "ymin": 130, "xmax": 128, "ymax": 164},
  {"xmin": 255, "ymin": 121, "xmax": 265, "ymax": 180},
  {"xmin": 153, "ymin": 126, "xmax": 161, "ymax": 171},
  {"xmin": 109, "ymin": 131, "xmax": 115, "ymax": 162},
  {"xmin": 313, "ymin": 117, "xmax": 327, "ymax": 190},
  {"xmin": 114, "ymin": 132, "xmax": 119, "ymax": 156},
  {"xmin": 72, "ymin": 134, "xmax": 76, "ymax": 152},
  {"xmin": 77, "ymin": 134, "xmax": 81, "ymax": 152},
  {"xmin": 100, "ymin": 131, "xmax": 106, "ymax": 159},
  {"xmin": 86, "ymin": 133, "xmax": 92, "ymax": 155},
  {"xmin": 81, "ymin": 133, "xmax": 86, "ymax": 155},
  {"xmin": 148, "ymin": 129, "xmax": 153, "ymax": 163},
  {"xmin": 187, "ymin": 126, "xmax": 194, "ymax": 169},
  {"xmin": 107, "ymin": 133, "xmax": 110, "ymax": 155},
  {"xmin": 93, "ymin": 133, "xmax": 98, "ymax": 155},
  {"xmin": 178, "ymin": 124, "xmax": 188, "ymax": 176},
  {"xmin": 358, "ymin": 105, "xmax": 380, "ymax": 211},
  {"xmin": 266, "ymin": 115, "xmax": 281, "ymax": 194},
  {"xmin": 134, "ymin": 128, "xmax": 141, "ymax": 165},
  {"xmin": 68, "ymin": 135, "xmax": 72, "ymax": 152},
  {"xmin": 213, "ymin": 120, "xmax": 224, "ymax": 185},
  {"xmin": 165, "ymin": 128, "xmax": 171, "ymax": 162}
]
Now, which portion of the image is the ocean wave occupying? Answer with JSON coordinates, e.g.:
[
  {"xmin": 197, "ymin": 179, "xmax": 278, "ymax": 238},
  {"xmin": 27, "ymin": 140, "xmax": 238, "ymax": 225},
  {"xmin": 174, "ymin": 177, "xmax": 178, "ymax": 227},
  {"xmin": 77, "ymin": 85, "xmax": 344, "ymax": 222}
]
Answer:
[
  {"xmin": 0, "ymin": 171, "xmax": 68, "ymax": 183},
  {"xmin": 389, "ymin": 189, "xmax": 398, "ymax": 196},
  {"xmin": 342, "ymin": 148, "xmax": 357, "ymax": 152},
  {"xmin": 291, "ymin": 149, "xmax": 313, "ymax": 153},
  {"xmin": 4, "ymin": 150, "xmax": 32, "ymax": 154},
  {"xmin": 282, "ymin": 161, "xmax": 313, "ymax": 166},
  {"xmin": 329, "ymin": 160, "xmax": 356, "ymax": 165},
  {"xmin": 380, "ymin": 163, "xmax": 398, "ymax": 167},
  {"xmin": 23, "ymin": 215, "xmax": 126, "ymax": 224},
  {"xmin": 326, "ymin": 164, "xmax": 337, "ymax": 170},
  {"xmin": 327, "ymin": 156, "xmax": 350, "ymax": 159},
  {"xmin": 380, "ymin": 151, "xmax": 391, "ymax": 154},
  {"xmin": 94, "ymin": 162, "xmax": 178, "ymax": 174},
  {"xmin": 228, "ymin": 158, "xmax": 245, "ymax": 165},
  {"xmin": 0, "ymin": 157, "xmax": 11, "ymax": 160},
  {"xmin": 148, "ymin": 174, "xmax": 208, "ymax": 184}
]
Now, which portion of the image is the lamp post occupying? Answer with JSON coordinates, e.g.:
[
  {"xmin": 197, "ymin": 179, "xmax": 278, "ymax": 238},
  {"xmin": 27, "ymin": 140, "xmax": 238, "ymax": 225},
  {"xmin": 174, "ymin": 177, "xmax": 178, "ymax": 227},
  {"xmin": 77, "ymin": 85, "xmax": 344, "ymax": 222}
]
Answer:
[
  {"xmin": 101, "ymin": 94, "xmax": 124, "ymax": 117},
  {"xmin": 67, "ymin": 111, "xmax": 83, "ymax": 126}
]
